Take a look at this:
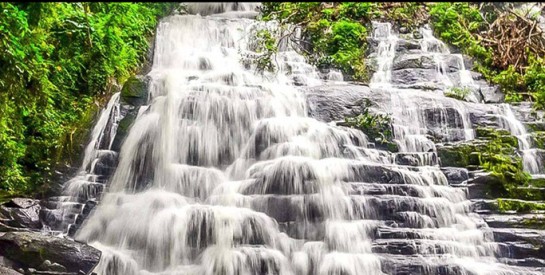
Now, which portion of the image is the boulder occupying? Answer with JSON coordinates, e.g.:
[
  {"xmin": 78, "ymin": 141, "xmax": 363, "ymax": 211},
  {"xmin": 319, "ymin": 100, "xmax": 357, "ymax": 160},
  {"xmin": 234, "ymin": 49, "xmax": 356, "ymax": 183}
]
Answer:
[
  {"xmin": 0, "ymin": 199, "xmax": 42, "ymax": 230},
  {"xmin": 0, "ymin": 232, "xmax": 100, "ymax": 274},
  {"xmin": 392, "ymin": 54, "xmax": 435, "ymax": 71},
  {"xmin": 120, "ymin": 75, "xmax": 149, "ymax": 107},
  {"xmin": 441, "ymin": 167, "xmax": 469, "ymax": 185},
  {"xmin": 302, "ymin": 84, "xmax": 373, "ymax": 122},
  {"xmin": 391, "ymin": 68, "xmax": 440, "ymax": 86}
]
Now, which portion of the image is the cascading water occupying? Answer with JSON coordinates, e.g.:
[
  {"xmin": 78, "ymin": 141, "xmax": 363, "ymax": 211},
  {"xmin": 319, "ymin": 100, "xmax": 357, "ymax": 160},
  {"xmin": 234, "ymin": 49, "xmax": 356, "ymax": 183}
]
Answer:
[
  {"xmin": 41, "ymin": 92, "xmax": 121, "ymax": 235},
  {"xmin": 370, "ymin": 22, "xmax": 475, "ymax": 154},
  {"xmin": 497, "ymin": 104, "xmax": 544, "ymax": 175},
  {"xmin": 420, "ymin": 25, "xmax": 480, "ymax": 103},
  {"xmin": 67, "ymin": 4, "xmax": 544, "ymax": 275}
]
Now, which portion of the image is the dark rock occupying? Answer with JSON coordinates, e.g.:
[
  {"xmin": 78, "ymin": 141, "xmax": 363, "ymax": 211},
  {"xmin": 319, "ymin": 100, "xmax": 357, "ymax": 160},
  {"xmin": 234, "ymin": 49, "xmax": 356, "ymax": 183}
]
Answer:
[
  {"xmin": 38, "ymin": 260, "xmax": 67, "ymax": 272},
  {"xmin": 120, "ymin": 75, "xmax": 149, "ymax": 107},
  {"xmin": 395, "ymin": 39, "xmax": 421, "ymax": 52},
  {"xmin": 392, "ymin": 54, "xmax": 435, "ymax": 70},
  {"xmin": 0, "ymin": 232, "xmax": 101, "ymax": 274},
  {"xmin": 111, "ymin": 109, "xmax": 138, "ymax": 152},
  {"xmin": 391, "ymin": 68, "xmax": 439, "ymax": 86},
  {"xmin": 441, "ymin": 167, "xmax": 469, "ymax": 184}
]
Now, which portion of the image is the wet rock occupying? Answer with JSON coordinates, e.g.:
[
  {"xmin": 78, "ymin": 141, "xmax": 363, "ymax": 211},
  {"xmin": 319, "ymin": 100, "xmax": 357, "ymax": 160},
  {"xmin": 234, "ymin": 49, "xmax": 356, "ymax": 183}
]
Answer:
[
  {"xmin": 441, "ymin": 167, "xmax": 469, "ymax": 184},
  {"xmin": 395, "ymin": 39, "xmax": 422, "ymax": 53},
  {"xmin": 38, "ymin": 260, "xmax": 67, "ymax": 272},
  {"xmin": 0, "ymin": 232, "xmax": 101, "ymax": 274},
  {"xmin": 0, "ymin": 199, "xmax": 42, "ymax": 230},
  {"xmin": 391, "ymin": 68, "xmax": 439, "ymax": 86},
  {"xmin": 91, "ymin": 151, "xmax": 118, "ymax": 176},
  {"xmin": 111, "ymin": 109, "xmax": 137, "ymax": 152},
  {"xmin": 302, "ymin": 84, "xmax": 373, "ymax": 122},
  {"xmin": 482, "ymin": 213, "xmax": 545, "ymax": 229},
  {"xmin": 120, "ymin": 75, "xmax": 149, "ymax": 107},
  {"xmin": 474, "ymin": 80, "xmax": 504, "ymax": 103},
  {"xmin": 392, "ymin": 54, "xmax": 435, "ymax": 70}
]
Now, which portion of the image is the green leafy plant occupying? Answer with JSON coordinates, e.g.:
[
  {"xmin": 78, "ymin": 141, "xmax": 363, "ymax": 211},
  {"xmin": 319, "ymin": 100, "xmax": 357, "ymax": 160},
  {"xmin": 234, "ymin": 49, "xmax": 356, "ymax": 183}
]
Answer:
[
  {"xmin": 444, "ymin": 86, "xmax": 471, "ymax": 100},
  {"xmin": 343, "ymin": 103, "xmax": 393, "ymax": 143}
]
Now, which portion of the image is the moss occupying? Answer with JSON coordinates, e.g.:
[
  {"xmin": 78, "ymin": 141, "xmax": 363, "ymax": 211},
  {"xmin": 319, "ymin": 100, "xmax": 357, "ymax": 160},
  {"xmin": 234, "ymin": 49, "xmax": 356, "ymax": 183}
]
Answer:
[
  {"xmin": 121, "ymin": 76, "xmax": 149, "ymax": 106},
  {"xmin": 496, "ymin": 198, "xmax": 545, "ymax": 213},
  {"xmin": 530, "ymin": 131, "xmax": 545, "ymax": 150},
  {"xmin": 437, "ymin": 143, "xmax": 477, "ymax": 167}
]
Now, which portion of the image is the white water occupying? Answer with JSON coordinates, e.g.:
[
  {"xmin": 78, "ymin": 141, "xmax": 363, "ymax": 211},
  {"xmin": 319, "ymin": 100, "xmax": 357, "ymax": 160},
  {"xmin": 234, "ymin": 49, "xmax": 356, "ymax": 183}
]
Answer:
[
  {"xmin": 66, "ymin": 4, "xmax": 544, "ymax": 275},
  {"xmin": 371, "ymin": 22, "xmax": 475, "ymax": 153},
  {"xmin": 497, "ymin": 104, "xmax": 543, "ymax": 175},
  {"xmin": 44, "ymin": 92, "xmax": 121, "ymax": 234}
]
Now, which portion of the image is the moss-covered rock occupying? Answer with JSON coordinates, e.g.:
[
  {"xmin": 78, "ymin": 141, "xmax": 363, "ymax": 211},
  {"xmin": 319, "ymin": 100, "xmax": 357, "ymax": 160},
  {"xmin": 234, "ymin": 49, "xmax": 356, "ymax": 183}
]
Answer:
[
  {"xmin": 121, "ymin": 75, "xmax": 149, "ymax": 107},
  {"xmin": 437, "ymin": 143, "xmax": 477, "ymax": 167},
  {"xmin": 530, "ymin": 131, "xmax": 545, "ymax": 150},
  {"xmin": 495, "ymin": 198, "xmax": 545, "ymax": 214}
]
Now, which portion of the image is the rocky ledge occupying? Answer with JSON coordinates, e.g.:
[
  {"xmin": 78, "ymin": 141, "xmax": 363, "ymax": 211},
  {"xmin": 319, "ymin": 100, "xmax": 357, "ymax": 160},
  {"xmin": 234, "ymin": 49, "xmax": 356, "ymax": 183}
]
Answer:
[{"xmin": 0, "ymin": 198, "xmax": 101, "ymax": 275}]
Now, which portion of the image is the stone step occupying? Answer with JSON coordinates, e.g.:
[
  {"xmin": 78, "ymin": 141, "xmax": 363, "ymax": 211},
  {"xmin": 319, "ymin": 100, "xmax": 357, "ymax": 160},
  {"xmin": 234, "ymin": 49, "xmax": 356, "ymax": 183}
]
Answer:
[
  {"xmin": 481, "ymin": 213, "xmax": 545, "ymax": 229},
  {"xmin": 379, "ymin": 253, "xmax": 466, "ymax": 275},
  {"xmin": 394, "ymin": 152, "xmax": 438, "ymax": 167},
  {"xmin": 371, "ymin": 238, "xmax": 493, "ymax": 257}
]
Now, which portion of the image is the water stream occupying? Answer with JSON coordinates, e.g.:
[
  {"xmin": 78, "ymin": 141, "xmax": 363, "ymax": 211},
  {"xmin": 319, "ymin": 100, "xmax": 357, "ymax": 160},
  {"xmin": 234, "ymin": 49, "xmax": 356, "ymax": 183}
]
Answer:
[{"xmin": 58, "ymin": 3, "xmax": 545, "ymax": 275}]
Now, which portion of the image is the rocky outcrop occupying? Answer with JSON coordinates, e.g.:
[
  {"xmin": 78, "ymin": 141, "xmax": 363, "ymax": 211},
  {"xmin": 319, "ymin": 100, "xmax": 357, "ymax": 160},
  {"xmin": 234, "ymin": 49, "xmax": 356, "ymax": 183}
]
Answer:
[
  {"xmin": 0, "ymin": 231, "xmax": 100, "ymax": 275},
  {"xmin": 0, "ymin": 198, "xmax": 42, "ymax": 230}
]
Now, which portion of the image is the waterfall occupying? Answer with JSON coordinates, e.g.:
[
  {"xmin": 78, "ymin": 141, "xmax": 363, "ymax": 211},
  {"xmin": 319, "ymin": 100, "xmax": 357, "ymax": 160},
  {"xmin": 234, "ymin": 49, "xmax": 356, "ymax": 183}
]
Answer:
[
  {"xmin": 497, "ymin": 104, "xmax": 543, "ymax": 175},
  {"xmin": 370, "ymin": 22, "xmax": 474, "ymax": 153},
  {"xmin": 41, "ymin": 92, "xmax": 121, "ymax": 235},
  {"xmin": 67, "ymin": 4, "xmax": 543, "ymax": 275}
]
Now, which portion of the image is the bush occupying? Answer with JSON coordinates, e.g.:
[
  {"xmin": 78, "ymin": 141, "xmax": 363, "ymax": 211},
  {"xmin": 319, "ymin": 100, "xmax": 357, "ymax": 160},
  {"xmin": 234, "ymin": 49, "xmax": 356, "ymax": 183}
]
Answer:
[{"xmin": 0, "ymin": 3, "xmax": 177, "ymax": 195}]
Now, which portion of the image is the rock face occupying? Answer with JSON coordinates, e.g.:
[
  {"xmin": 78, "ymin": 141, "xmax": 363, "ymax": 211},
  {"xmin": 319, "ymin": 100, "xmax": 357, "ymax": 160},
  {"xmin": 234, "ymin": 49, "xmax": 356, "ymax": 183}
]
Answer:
[
  {"xmin": 0, "ymin": 231, "xmax": 100, "ymax": 274},
  {"xmin": 0, "ymin": 198, "xmax": 42, "ymax": 230}
]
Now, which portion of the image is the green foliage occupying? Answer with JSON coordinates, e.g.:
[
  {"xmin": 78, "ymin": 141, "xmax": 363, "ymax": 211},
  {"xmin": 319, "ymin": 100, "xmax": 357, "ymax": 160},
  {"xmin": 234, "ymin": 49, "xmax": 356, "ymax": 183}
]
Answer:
[
  {"xmin": 496, "ymin": 199, "xmax": 545, "ymax": 213},
  {"xmin": 343, "ymin": 104, "xmax": 393, "ymax": 143},
  {"xmin": 429, "ymin": 3, "xmax": 493, "ymax": 71},
  {"xmin": 260, "ymin": 2, "xmax": 378, "ymax": 81},
  {"xmin": 491, "ymin": 55, "xmax": 545, "ymax": 105},
  {"xmin": 476, "ymin": 128, "xmax": 531, "ymax": 196},
  {"xmin": 430, "ymin": 3, "xmax": 545, "ymax": 109},
  {"xmin": 444, "ymin": 86, "xmax": 471, "ymax": 101},
  {"xmin": 253, "ymin": 29, "xmax": 278, "ymax": 73},
  {"xmin": 0, "ymin": 2, "xmax": 177, "ymax": 195}
]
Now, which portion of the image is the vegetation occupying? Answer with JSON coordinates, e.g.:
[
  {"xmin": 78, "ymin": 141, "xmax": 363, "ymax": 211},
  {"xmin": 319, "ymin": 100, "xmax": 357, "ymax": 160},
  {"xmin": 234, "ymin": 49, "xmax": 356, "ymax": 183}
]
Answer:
[
  {"xmin": 496, "ymin": 199, "xmax": 545, "ymax": 214},
  {"xmin": 0, "ymin": 3, "xmax": 177, "ymax": 195},
  {"xmin": 341, "ymin": 100, "xmax": 397, "ymax": 151},
  {"xmin": 476, "ymin": 128, "xmax": 531, "ymax": 196},
  {"xmin": 438, "ymin": 127, "xmax": 531, "ymax": 197},
  {"xmin": 343, "ymin": 107, "xmax": 393, "ymax": 143},
  {"xmin": 429, "ymin": 2, "xmax": 545, "ymax": 108},
  {"xmin": 258, "ymin": 2, "xmax": 428, "ymax": 82},
  {"xmin": 444, "ymin": 86, "xmax": 471, "ymax": 101}
]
